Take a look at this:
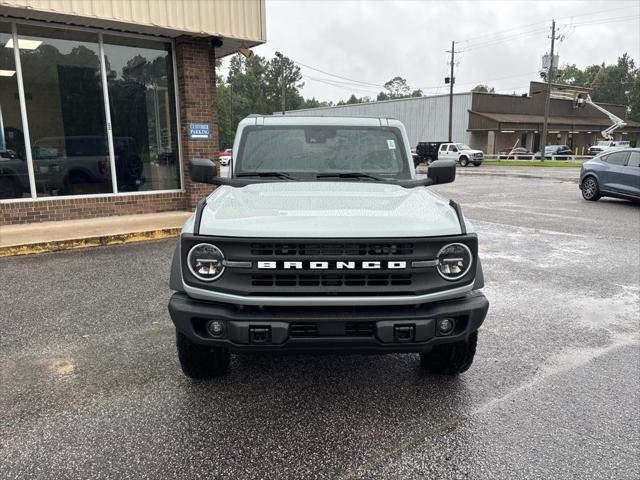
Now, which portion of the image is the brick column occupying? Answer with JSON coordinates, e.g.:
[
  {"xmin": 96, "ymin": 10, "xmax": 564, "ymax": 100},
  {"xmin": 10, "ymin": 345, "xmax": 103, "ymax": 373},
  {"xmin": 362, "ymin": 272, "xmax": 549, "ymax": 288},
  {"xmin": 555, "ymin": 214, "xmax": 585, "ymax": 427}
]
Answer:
[{"xmin": 174, "ymin": 36, "xmax": 219, "ymax": 209}]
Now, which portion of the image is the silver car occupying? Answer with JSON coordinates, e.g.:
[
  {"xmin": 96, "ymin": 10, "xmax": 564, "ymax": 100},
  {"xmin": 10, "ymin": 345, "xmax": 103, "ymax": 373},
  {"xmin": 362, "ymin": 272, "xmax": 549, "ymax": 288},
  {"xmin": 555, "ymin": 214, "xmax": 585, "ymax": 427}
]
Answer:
[{"xmin": 580, "ymin": 148, "xmax": 640, "ymax": 202}]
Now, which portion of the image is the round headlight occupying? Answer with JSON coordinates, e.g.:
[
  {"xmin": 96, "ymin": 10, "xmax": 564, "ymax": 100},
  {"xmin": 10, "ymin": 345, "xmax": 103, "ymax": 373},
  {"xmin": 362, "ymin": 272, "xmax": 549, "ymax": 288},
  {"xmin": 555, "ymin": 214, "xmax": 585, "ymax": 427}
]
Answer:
[
  {"xmin": 436, "ymin": 243, "xmax": 472, "ymax": 281},
  {"xmin": 187, "ymin": 243, "xmax": 225, "ymax": 281}
]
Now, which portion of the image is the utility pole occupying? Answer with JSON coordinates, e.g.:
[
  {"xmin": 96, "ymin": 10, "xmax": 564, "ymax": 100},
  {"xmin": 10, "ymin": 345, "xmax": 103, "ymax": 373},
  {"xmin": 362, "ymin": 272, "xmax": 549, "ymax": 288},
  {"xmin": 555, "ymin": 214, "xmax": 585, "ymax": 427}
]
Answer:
[
  {"xmin": 446, "ymin": 41, "xmax": 457, "ymax": 142},
  {"xmin": 540, "ymin": 20, "xmax": 558, "ymax": 161},
  {"xmin": 275, "ymin": 51, "xmax": 285, "ymax": 115}
]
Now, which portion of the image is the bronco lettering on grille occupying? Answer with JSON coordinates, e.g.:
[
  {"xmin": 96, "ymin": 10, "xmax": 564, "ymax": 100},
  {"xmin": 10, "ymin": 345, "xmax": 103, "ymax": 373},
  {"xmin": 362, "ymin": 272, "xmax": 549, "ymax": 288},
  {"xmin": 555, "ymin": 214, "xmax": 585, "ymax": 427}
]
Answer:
[{"xmin": 257, "ymin": 261, "xmax": 407, "ymax": 270}]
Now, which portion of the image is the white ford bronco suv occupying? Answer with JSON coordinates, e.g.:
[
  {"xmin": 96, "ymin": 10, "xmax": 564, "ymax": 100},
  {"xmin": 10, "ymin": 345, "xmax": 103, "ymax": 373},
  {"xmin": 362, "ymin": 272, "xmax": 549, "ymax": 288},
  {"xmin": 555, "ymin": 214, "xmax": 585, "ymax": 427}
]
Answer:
[{"xmin": 168, "ymin": 116, "xmax": 489, "ymax": 379}]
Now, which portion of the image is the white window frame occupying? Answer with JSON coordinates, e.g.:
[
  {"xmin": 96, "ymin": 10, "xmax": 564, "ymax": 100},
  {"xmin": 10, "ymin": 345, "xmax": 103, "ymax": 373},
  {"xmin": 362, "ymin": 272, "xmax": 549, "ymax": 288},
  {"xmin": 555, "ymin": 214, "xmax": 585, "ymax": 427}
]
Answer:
[{"xmin": 0, "ymin": 19, "xmax": 184, "ymax": 203}]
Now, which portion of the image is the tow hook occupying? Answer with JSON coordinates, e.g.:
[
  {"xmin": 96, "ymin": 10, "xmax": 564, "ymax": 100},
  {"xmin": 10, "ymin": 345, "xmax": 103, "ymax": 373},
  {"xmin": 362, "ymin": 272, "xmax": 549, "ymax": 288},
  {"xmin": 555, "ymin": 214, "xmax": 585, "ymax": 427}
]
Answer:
[
  {"xmin": 394, "ymin": 325, "xmax": 415, "ymax": 342},
  {"xmin": 249, "ymin": 326, "xmax": 271, "ymax": 344}
]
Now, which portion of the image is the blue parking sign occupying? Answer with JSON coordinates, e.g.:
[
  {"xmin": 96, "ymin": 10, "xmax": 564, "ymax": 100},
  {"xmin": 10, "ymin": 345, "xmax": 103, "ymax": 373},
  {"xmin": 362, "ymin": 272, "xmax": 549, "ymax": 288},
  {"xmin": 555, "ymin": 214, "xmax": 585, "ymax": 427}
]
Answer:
[{"xmin": 189, "ymin": 123, "xmax": 211, "ymax": 140}]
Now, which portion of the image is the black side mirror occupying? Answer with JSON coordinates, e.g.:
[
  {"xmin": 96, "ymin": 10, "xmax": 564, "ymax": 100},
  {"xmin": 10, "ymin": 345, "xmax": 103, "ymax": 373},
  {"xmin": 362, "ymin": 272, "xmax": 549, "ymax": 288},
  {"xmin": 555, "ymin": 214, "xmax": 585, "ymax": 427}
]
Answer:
[
  {"xmin": 189, "ymin": 158, "xmax": 217, "ymax": 183},
  {"xmin": 427, "ymin": 159, "xmax": 456, "ymax": 185}
]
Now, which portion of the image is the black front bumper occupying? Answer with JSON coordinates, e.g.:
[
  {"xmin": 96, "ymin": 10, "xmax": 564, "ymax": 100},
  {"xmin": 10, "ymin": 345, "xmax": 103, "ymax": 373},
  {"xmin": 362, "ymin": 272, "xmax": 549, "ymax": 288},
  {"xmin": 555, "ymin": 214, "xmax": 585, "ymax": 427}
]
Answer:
[{"xmin": 168, "ymin": 291, "xmax": 489, "ymax": 353}]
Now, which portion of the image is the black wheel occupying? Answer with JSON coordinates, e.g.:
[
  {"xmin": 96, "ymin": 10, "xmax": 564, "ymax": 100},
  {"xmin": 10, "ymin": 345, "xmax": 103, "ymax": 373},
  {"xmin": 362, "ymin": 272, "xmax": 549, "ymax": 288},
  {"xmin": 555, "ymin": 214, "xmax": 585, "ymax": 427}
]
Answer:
[
  {"xmin": 459, "ymin": 157, "xmax": 469, "ymax": 167},
  {"xmin": 0, "ymin": 176, "xmax": 23, "ymax": 199},
  {"xmin": 176, "ymin": 331, "xmax": 230, "ymax": 379},
  {"xmin": 420, "ymin": 331, "xmax": 478, "ymax": 375},
  {"xmin": 581, "ymin": 176, "xmax": 601, "ymax": 201}
]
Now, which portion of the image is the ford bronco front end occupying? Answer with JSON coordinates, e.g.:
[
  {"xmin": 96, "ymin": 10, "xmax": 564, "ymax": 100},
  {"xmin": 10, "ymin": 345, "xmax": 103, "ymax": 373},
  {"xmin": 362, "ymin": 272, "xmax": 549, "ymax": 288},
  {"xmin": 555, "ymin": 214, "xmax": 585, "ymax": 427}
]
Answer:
[{"xmin": 168, "ymin": 116, "xmax": 489, "ymax": 378}]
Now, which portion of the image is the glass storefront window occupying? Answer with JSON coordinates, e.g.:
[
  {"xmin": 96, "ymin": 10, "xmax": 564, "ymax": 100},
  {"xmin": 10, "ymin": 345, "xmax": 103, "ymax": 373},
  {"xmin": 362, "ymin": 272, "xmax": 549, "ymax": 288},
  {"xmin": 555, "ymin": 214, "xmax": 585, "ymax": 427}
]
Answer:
[
  {"xmin": 0, "ymin": 23, "xmax": 30, "ymax": 199},
  {"xmin": 0, "ymin": 21, "xmax": 182, "ymax": 200},
  {"xmin": 16, "ymin": 24, "xmax": 112, "ymax": 196},
  {"xmin": 103, "ymin": 36, "xmax": 180, "ymax": 191}
]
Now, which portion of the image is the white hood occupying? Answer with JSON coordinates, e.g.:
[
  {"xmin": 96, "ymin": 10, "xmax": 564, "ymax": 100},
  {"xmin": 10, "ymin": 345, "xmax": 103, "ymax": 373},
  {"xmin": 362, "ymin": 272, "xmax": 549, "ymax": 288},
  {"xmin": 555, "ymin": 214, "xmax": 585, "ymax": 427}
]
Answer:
[{"xmin": 188, "ymin": 181, "xmax": 470, "ymax": 238}]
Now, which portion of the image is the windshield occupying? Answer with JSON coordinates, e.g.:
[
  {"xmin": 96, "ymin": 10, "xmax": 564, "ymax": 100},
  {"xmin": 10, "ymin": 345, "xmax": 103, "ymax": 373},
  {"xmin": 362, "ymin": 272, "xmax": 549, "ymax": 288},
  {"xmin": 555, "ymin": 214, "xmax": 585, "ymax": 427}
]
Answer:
[
  {"xmin": 455, "ymin": 143, "xmax": 471, "ymax": 150},
  {"xmin": 235, "ymin": 126, "xmax": 410, "ymax": 179}
]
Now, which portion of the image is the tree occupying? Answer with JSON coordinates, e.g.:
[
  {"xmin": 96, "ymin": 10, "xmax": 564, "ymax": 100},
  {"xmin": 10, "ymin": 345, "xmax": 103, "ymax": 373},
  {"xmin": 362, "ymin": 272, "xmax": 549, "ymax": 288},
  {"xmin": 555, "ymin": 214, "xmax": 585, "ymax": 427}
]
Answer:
[
  {"xmin": 301, "ymin": 97, "xmax": 330, "ymax": 109},
  {"xmin": 471, "ymin": 84, "xmax": 495, "ymax": 93},
  {"xmin": 215, "ymin": 52, "xmax": 311, "ymax": 147},
  {"xmin": 556, "ymin": 54, "xmax": 639, "ymax": 120},
  {"xmin": 376, "ymin": 76, "xmax": 422, "ymax": 101},
  {"xmin": 265, "ymin": 54, "xmax": 304, "ymax": 113}
]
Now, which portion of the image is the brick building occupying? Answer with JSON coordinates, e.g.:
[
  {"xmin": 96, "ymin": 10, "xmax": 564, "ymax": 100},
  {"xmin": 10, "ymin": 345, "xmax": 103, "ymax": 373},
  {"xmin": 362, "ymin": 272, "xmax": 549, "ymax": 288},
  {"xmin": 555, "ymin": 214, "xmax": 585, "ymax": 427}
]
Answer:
[{"xmin": 0, "ymin": 0, "xmax": 265, "ymax": 225}]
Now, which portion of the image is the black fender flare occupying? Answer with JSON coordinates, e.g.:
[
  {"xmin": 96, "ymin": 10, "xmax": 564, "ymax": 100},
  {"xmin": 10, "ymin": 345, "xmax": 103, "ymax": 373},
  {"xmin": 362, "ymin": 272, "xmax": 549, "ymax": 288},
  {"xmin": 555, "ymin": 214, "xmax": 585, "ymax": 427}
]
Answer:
[
  {"xmin": 169, "ymin": 240, "xmax": 184, "ymax": 292},
  {"xmin": 473, "ymin": 257, "xmax": 485, "ymax": 290}
]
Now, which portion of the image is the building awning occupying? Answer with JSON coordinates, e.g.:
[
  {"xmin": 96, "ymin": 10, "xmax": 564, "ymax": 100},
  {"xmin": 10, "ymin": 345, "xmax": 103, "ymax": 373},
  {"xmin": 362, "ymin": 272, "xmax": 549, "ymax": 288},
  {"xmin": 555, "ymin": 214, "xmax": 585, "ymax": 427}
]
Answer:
[
  {"xmin": 468, "ymin": 111, "xmax": 640, "ymax": 132},
  {"xmin": 0, "ymin": 0, "xmax": 266, "ymax": 57}
]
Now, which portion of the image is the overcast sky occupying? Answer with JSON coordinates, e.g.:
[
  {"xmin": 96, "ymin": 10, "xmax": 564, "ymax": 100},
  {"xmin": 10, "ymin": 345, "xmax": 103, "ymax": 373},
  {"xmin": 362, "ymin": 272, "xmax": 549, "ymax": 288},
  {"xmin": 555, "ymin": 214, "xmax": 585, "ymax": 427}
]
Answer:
[{"xmin": 222, "ymin": 0, "xmax": 640, "ymax": 103}]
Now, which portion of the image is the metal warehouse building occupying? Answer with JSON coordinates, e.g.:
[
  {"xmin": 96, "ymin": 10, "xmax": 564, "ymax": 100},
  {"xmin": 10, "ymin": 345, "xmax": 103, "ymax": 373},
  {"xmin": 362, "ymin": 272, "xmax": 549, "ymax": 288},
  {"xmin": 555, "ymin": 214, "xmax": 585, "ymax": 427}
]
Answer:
[
  {"xmin": 287, "ymin": 82, "xmax": 640, "ymax": 154},
  {"xmin": 1, "ymin": 0, "xmax": 265, "ymax": 225}
]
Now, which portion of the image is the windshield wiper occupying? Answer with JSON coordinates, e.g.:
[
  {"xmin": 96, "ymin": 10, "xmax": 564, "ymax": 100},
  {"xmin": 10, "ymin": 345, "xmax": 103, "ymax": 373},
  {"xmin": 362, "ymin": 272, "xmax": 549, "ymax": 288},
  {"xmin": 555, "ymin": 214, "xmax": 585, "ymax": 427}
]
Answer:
[
  {"xmin": 316, "ymin": 172, "xmax": 385, "ymax": 181},
  {"xmin": 236, "ymin": 172, "xmax": 298, "ymax": 180}
]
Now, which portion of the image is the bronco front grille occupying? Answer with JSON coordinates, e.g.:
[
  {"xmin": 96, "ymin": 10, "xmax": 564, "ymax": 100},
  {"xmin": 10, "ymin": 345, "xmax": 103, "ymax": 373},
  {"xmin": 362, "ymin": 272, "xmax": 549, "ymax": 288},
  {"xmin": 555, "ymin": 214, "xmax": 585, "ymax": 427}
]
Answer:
[
  {"xmin": 251, "ymin": 273, "xmax": 413, "ymax": 288},
  {"xmin": 181, "ymin": 235, "xmax": 478, "ymax": 297},
  {"xmin": 250, "ymin": 242, "xmax": 414, "ymax": 256}
]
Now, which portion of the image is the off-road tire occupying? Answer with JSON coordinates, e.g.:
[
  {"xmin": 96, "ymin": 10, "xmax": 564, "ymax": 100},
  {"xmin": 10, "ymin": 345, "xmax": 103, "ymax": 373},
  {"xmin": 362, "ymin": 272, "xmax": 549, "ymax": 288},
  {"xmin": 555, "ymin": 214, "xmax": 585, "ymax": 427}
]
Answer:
[
  {"xmin": 420, "ymin": 331, "xmax": 478, "ymax": 375},
  {"xmin": 581, "ymin": 176, "xmax": 601, "ymax": 201},
  {"xmin": 176, "ymin": 331, "xmax": 230, "ymax": 379},
  {"xmin": 459, "ymin": 156, "xmax": 469, "ymax": 167}
]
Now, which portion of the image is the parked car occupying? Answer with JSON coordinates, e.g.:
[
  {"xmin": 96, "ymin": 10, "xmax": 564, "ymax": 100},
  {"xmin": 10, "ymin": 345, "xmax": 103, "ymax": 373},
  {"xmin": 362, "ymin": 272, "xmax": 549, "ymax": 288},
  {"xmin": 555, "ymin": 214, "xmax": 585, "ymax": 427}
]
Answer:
[
  {"xmin": 580, "ymin": 148, "xmax": 640, "ymax": 202},
  {"xmin": 587, "ymin": 140, "xmax": 630, "ymax": 157},
  {"xmin": 169, "ymin": 115, "xmax": 488, "ymax": 379},
  {"xmin": 437, "ymin": 143, "xmax": 484, "ymax": 167},
  {"xmin": 498, "ymin": 147, "xmax": 533, "ymax": 159},
  {"xmin": 534, "ymin": 145, "xmax": 573, "ymax": 160},
  {"xmin": 218, "ymin": 148, "xmax": 232, "ymax": 166}
]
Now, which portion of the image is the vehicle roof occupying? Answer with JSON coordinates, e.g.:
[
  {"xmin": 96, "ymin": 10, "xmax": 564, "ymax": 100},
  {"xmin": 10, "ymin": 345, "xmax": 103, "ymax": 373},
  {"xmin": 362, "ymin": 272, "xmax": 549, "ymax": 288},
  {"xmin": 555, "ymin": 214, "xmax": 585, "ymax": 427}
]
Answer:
[{"xmin": 238, "ymin": 115, "xmax": 404, "ymax": 128}]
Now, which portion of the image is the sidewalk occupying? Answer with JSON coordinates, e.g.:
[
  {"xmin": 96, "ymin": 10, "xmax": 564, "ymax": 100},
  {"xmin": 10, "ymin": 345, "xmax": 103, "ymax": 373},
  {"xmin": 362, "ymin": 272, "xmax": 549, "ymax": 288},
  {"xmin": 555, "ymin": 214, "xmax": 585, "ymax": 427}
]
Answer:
[{"xmin": 0, "ymin": 211, "xmax": 192, "ymax": 256}]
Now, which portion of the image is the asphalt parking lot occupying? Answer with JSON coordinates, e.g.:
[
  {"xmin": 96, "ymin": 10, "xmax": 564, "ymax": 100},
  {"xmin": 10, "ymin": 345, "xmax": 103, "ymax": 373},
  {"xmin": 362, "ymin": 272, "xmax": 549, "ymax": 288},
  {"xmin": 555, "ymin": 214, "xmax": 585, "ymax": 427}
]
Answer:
[{"xmin": 1, "ymin": 169, "xmax": 639, "ymax": 479}]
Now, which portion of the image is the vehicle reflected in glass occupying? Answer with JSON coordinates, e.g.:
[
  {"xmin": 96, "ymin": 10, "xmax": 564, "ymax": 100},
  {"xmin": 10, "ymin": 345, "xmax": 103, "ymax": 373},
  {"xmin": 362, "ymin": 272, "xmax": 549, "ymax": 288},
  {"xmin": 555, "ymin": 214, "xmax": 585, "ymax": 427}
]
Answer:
[{"xmin": 29, "ymin": 136, "xmax": 145, "ymax": 195}]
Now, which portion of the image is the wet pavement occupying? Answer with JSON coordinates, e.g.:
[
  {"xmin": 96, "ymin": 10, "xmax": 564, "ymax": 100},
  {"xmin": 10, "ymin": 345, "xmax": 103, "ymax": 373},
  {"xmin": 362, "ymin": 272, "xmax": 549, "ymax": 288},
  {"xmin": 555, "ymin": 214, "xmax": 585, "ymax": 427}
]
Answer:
[{"xmin": 1, "ymin": 170, "xmax": 639, "ymax": 479}]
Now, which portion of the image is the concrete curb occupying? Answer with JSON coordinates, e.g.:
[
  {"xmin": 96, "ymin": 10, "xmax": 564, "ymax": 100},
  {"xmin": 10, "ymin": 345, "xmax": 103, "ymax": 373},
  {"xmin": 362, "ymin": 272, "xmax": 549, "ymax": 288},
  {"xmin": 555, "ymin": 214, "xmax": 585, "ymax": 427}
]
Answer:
[
  {"xmin": 455, "ymin": 170, "xmax": 579, "ymax": 183},
  {"xmin": 0, "ymin": 228, "xmax": 181, "ymax": 257}
]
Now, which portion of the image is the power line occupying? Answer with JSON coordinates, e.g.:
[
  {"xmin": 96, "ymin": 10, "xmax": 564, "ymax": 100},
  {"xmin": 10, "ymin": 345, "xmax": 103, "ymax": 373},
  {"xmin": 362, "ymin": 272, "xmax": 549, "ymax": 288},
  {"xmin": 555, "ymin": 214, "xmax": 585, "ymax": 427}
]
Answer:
[
  {"xmin": 568, "ymin": 14, "xmax": 640, "ymax": 28},
  {"xmin": 459, "ymin": 5, "xmax": 638, "ymax": 45},
  {"xmin": 293, "ymin": 59, "xmax": 386, "ymax": 88}
]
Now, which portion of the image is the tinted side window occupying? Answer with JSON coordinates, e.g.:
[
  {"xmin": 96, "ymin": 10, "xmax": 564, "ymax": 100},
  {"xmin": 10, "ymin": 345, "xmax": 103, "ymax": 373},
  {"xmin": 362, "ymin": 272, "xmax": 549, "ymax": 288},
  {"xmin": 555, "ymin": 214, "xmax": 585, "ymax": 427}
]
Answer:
[
  {"xmin": 605, "ymin": 152, "xmax": 629, "ymax": 165},
  {"xmin": 627, "ymin": 152, "xmax": 640, "ymax": 167}
]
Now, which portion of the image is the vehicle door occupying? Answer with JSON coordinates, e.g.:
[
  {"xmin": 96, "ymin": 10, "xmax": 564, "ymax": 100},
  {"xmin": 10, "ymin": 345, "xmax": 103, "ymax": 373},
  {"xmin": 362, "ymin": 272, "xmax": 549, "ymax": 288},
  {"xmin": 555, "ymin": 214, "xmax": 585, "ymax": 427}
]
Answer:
[
  {"xmin": 437, "ymin": 144, "xmax": 449, "ymax": 160},
  {"xmin": 621, "ymin": 151, "xmax": 640, "ymax": 197},
  {"xmin": 600, "ymin": 150, "xmax": 629, "ymax": 193},
  {"xmin": 446, "ymin": 144, "xmax": 459, "ymax": 161}
]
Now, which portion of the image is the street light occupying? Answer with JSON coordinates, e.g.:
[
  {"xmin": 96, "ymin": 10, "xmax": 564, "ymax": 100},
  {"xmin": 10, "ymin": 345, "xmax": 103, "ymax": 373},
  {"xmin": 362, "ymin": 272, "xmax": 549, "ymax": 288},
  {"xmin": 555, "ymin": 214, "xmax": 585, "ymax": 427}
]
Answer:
[{"xmin": 274, "ymin": 51, "xmax": 285, "ymax": 115}]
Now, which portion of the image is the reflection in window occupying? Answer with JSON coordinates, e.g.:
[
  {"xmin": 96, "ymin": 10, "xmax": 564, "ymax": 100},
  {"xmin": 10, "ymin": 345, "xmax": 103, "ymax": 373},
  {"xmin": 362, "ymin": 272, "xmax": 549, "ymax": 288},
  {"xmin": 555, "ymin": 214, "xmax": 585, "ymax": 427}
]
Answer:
[
  {"xmin": 104, "ymin": 36, "xmax": 180, "ymax": 191},
  {"xmin": 17, "ymin": 25, "xmax": 112, "ymax": 196},
  {"xmin": 0, "ymin": 23, "xmax": 30, "ymax": 199}
]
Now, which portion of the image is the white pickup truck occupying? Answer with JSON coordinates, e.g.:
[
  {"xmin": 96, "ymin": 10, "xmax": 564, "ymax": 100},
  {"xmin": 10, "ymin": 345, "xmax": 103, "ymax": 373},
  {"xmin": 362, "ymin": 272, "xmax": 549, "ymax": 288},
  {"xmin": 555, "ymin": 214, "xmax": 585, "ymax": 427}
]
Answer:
[{"xmin": 438, "ymin": 143, "xmax": 484, "ymax": 167}]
